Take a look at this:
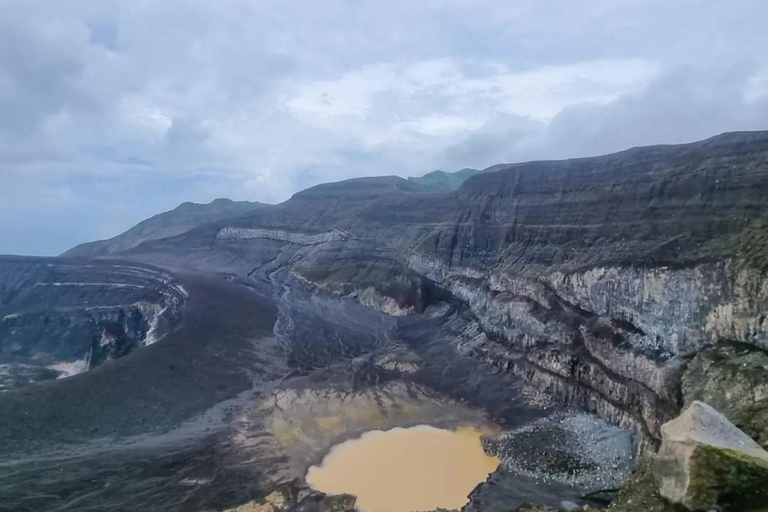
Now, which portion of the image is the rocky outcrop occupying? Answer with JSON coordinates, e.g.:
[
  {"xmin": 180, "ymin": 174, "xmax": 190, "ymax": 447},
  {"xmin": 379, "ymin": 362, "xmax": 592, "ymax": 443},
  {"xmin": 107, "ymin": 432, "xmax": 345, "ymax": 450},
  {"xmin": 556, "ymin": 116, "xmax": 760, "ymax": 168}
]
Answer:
[
  {"xmin": 683, "ymin": 342, "xmax": 768, "ymax": 450},
  {"xmin": 603, "ymin": 403, "xmax": 768, "ymax": 512},
  {"xmin": 0, "ymin": 257, "xmax": 185, "ymax": 390},
  {"xmin": 407, "ymin": 250, "xmax": 768, "ymax": 451},
  {"xmin": 603, "ymin": 462, "xmax": 675, "ymax": 512},
  {"xmin": 410, "ymin": 255, "xmax": 688, "ymax": 452},
  {"xmin": 221, "ymin": 480, "xmax": 357, "ymax": 512},
  {"xmin": 218, "ymin": 227, "xmax": 351, "ymax": 245},
  {"xmin": 654, "ymin": 401, "xmax": 768, "ymax": 511},
  {"xmin": 224, "ymin": 487, "xmax": 295, "ymax": 512}
]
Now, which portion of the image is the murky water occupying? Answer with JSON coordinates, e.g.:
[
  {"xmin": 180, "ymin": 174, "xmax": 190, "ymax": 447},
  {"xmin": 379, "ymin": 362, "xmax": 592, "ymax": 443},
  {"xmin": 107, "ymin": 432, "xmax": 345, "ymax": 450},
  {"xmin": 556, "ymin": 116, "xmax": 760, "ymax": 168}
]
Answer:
[{"xmin": 306, "ymin": 425, "xmax": 500, "ymax": 512}]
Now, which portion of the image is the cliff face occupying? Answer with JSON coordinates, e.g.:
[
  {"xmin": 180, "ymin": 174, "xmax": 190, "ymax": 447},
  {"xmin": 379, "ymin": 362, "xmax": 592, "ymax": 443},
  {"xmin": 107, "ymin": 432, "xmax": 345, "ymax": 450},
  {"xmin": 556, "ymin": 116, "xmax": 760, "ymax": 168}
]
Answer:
[
  {"xmin": 408, "ymin": 256, "xmax": 768, "ymax": 452},
  {"xmin": 67, "ymin": 131, "xmax": 768, "ymax": 454},
  {"xmin": 397, "ymin": 133, "xmax": 768, "ymax": 451},
  {"xmin": 0, "ymin": 257, "xmax": 186, "ymax": 390}
]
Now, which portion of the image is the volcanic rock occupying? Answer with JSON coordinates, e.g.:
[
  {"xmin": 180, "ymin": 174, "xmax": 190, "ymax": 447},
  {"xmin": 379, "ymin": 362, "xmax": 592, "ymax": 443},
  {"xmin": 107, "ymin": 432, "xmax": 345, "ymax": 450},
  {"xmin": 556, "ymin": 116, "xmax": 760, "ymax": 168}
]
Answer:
[{"xmin": 654, "ymin": 401, "xmax": 768, "ymax": 510}]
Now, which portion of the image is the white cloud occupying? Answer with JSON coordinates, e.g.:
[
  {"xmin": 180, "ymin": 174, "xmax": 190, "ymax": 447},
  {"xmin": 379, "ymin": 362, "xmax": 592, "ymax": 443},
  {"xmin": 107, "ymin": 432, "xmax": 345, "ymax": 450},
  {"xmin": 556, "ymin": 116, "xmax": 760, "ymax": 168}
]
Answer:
[
  {"xmin": 465, "ymin": 59, "xmax": 660, "ymax": 120},
  {"xmin": 286, "ymin": 64, "xmax": 393, "ymax": 119},
  {"xmin": 286, "ymin": 58, "xmax": 657, "ymax": 124},
  {"xmin": 399, "ymin": 115, "xmax": 486, "ymax": 137}
]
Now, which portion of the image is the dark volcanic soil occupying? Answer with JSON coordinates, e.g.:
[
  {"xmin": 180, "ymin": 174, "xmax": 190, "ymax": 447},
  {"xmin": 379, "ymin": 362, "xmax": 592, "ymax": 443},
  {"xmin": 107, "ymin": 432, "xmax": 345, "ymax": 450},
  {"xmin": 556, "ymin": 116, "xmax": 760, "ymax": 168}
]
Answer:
[
  {"xmin": 0, "ymin": 261, "xmax": 632, "ymax": 512},
  {"xmin": 0, "ymin": 270, "xmax": 280, "ymax": 454}
]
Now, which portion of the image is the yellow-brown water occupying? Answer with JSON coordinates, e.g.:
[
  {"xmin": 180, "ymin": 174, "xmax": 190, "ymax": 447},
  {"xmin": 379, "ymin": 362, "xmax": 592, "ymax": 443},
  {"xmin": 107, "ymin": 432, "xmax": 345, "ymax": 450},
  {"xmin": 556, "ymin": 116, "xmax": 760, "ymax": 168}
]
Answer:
[{"xmin": 305, "ymin": 425, "xmax": 500, "ymax": 512}]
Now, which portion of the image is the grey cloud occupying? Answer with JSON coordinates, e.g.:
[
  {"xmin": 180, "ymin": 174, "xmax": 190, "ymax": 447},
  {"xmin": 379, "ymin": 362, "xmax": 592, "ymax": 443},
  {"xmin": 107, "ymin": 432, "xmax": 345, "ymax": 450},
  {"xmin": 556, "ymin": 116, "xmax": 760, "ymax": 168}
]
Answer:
[
  {"xmin": 440, "ymin": 64, "xmax": 768, "ymax": 168},
  {"xmin": 439, "ymin": 114, "xmax": 545, "ymax": 169},
  {"xmin": 0, "ymin": 14, "xmax": 88, "ymax": 137},
  {"xmin": 543, "ymin": 64, "xmax": 768, "ymax": 159},
  {"xmin": 165, "ymin": 117, "xmax": 210, "ymax": 149}
]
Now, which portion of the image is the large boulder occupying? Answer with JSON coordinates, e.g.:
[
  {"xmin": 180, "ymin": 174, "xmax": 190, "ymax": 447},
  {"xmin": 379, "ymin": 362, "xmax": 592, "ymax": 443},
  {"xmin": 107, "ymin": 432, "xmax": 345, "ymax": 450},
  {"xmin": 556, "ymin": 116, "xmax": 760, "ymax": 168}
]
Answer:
[
  {"xmin": 682, "ymin": 342, "xmax": 768, "ymax": 449},
  {"xmin": 222, "ymin": 481, "xmax": 357, "ymax": 512},
  {"xmin": 654, "ymin": 401, "xmax": 768, "ymax": 510}
]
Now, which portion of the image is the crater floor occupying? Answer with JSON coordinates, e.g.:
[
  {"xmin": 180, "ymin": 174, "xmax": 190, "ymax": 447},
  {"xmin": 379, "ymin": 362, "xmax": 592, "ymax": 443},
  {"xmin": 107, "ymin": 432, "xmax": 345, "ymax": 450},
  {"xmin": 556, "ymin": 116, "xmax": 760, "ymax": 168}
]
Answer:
[{"xmin": 0, "ymin": 262, "xmax": 634, "ymax": 511}]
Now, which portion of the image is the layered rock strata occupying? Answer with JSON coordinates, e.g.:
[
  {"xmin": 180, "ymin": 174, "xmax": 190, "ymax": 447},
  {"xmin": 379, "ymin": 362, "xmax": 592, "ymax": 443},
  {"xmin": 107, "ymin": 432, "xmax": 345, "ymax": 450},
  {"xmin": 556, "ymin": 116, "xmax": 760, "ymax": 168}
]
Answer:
[{"xmin": 67, "ymin": 131, "xmax": 768, "ymax": 456}]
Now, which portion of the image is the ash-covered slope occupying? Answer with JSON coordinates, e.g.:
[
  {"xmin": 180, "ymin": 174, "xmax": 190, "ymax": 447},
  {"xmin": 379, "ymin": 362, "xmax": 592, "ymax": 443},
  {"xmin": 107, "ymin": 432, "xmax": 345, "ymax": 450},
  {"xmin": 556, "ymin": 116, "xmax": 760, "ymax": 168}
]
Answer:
[
  {"xmin": 63, "ymin": 198, "xmax": 262, "ymax": 257},
  {"xmin": 0, "ymin": 257, "xmax": 186, "ymax": 391},
  {"xmin": 106, "ymin": 130, "xmax": 768, "ymax": 455}
]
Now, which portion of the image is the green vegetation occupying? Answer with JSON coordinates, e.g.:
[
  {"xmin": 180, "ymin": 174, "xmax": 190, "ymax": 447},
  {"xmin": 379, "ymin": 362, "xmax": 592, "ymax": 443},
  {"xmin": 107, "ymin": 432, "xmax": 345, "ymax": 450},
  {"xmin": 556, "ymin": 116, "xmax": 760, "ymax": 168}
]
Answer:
[
  {"xmin": 602, "ymin": 454, "xmax": 768, "ymax": 512},
  {"xmin": 733, "ymin": 219, "xmax": 768, "ymax": 274},
  {"xmin": 407, "ymin": 168, "xmax": 480, "ymax": 191},
  {"xmin": 686, "ymin": 445, "xmax": 768, "ymax": 511},
  {"xmin": 605, "ymin": 463, "xmax": 681, "ymax": 512},
  {"xmin": 682, "ymin": 342, "xmax": 768, "ymax": 448}
]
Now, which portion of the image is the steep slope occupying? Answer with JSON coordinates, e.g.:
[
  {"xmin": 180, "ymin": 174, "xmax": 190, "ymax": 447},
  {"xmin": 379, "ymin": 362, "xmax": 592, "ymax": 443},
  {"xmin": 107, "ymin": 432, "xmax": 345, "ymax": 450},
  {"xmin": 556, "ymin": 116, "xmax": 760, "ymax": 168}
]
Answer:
[
  {"xmin": 140, "ymin": 131, "xmax": 768, "ymax": 268},
  {"xmin": 111, "ymin": 130, "xmax": 768, "ymax": 454},
  {"xmin": 0, "ymin": 257, "xmax": 186, "ymax": 391},
  {"xmin": 63, "ymin": 198, "xmax": 263, "ymax": 257}
]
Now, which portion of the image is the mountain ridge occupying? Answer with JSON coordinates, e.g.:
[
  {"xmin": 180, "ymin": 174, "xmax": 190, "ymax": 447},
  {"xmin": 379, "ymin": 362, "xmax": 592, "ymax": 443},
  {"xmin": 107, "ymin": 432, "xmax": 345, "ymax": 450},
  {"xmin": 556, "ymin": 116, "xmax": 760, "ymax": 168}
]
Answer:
[
  {"xmin": 65, "ymin": 130, "xmax": 768, "ymax": 260},
  {"xmin": 89, "ymin": 129, "xmax": 768, "ymax": 454},
  {"xmin": 62, "ymin": 198, "xmax": 263, "ymax": 257}
]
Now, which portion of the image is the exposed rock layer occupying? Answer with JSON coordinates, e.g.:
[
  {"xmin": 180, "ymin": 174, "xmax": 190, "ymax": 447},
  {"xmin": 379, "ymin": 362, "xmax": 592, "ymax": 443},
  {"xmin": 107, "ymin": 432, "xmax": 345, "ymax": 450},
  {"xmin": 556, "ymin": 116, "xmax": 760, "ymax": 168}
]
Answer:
[
  {"xmin": 66, "ymin": 131, "xmax": 768, "ymax": 454},
  {"xmin": 0, "ymin": 257, "xmax": 186, "ymax": 389},
  {"xmin": 33, "ymin": 131, "xmax": 768, "ymax": 510},
  {"xmin": 654, "ymin": 401, "xmax": 768, "ymax": 511}
]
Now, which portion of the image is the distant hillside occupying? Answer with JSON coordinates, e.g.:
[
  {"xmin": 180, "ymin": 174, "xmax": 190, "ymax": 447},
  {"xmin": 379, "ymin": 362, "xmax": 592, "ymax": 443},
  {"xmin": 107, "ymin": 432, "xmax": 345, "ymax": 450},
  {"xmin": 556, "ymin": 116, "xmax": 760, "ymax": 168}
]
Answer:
[
  {"xmin": 292, "ymin": 175, "xmax": 434, "ymax": 200},
  {"xmin": 62, "ymin": 198, "xmax": 262, "ymax": 257},
  {"xmin": 407, "ymin": 168, "xmax": 479, "ymax": 191}
]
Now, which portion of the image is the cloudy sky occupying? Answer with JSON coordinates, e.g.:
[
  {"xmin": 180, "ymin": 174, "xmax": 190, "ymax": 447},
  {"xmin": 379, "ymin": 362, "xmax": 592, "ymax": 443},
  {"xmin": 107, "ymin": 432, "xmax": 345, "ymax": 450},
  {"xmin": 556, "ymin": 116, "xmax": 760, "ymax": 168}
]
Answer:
[{"xmin": 1, "ymin": 0, "xmax": 767, "ymax": 255}]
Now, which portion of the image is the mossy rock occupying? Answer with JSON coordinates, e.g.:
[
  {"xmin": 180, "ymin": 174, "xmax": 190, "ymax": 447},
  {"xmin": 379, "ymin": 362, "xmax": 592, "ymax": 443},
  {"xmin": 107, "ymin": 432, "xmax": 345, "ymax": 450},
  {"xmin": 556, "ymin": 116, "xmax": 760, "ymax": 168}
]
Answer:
[
  {"xmin": 223, "ymin": 480, "xmax": 299, "ymax": 512},
  {"xmin": 289, "ymin": 493, "xmax": 357, "ymax": 512},
  {"xmin": 609, "ymin": 454, "xmax": 768, "ymax": 512},
  {"xmin": 654, "ymin": 401, "xmax": 768, "ymax": 511},
  {"xmin": 605, "ymin": 463, "xmax": 682, "ymax": 512},
  {"xmin": 682, "ymin": 342, "xmax": 768, "ymax": 449},
  {"xmin": 684, "ymin": 445, "xmax": 768, "ymax": 511},
  {"xmin": 321, "ymin": 494, "xmax": 357, "ymax": 512}
]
